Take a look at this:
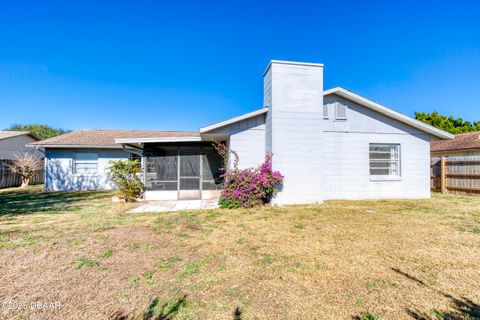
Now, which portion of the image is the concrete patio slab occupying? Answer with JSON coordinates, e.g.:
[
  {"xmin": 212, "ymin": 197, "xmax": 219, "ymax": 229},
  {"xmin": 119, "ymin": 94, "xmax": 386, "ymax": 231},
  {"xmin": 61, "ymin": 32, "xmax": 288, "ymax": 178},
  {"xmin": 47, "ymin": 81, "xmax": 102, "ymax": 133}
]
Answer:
[{"xmin": 129, "ymin": 199, "xmax": 219, "ymax": 213}]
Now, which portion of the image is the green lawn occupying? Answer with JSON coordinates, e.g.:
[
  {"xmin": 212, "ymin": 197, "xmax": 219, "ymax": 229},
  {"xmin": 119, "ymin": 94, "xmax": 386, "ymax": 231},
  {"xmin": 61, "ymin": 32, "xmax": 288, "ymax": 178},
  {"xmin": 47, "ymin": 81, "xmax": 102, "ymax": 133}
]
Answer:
[{"xmin": 0, "ymin": 185, "xmax": 479, "ymax": 319}]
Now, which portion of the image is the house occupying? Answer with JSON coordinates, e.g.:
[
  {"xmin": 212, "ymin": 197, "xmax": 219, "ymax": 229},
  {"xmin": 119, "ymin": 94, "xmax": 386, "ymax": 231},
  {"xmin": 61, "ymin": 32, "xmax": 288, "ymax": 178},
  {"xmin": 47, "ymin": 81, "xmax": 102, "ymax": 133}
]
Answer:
[
  {"xmin": 431, "ymin": 131, "xmax": 480, "ymax": 157},
  {"xmin": 30, "ymin": 60, "xmax": 453, "ymax": 204},
  {"xmin": 430, "ymin": 131, "xmax": 480, "ymax": 194},
  {"xmin": 0, "ymin": 131, "xmax": 40, "ymax": 160}
]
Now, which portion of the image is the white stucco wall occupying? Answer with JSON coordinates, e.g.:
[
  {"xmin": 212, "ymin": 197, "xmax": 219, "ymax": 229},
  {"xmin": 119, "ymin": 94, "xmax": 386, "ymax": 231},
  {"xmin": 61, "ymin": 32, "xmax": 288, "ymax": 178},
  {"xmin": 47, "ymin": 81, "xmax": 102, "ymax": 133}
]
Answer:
[
  {"xmin": 207, "ymin": 114, "xmax": 266, "ymax": 170},
  {"xmin": 45, "ymin": 148, "xmax": 130, "ymax": 191},
  {"xmin": 265, "ymin": 61, "xmax": 324, "ymax": 205},
  {"xmin": 0, "ymin": 135, "xmax": 39, "ymax": 159},
  {"xmin": 322, "ymin": 93, "xmax": 432, "ymax": 200}
]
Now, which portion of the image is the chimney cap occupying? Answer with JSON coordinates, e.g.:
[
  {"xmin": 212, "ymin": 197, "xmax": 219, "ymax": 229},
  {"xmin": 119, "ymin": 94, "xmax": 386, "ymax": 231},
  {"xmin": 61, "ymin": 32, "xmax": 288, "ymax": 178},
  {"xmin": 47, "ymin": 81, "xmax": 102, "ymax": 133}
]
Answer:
[{"xmin": 264, "ymin": 60, "xmax": 324, "ymax": 76}]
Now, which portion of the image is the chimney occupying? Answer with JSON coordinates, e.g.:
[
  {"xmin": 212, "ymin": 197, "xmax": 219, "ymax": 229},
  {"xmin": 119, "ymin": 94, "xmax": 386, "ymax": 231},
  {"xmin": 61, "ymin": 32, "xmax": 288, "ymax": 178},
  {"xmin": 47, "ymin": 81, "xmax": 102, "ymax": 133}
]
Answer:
[{"xmin": 263, "ymin": 60, "xmax": 324, "ymax": 204}]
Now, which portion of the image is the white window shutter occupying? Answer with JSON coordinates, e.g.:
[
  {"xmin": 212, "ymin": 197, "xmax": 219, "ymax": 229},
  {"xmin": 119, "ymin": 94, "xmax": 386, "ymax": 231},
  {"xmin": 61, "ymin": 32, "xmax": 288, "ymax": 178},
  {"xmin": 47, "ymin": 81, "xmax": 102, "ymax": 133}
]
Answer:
[
  {"xmin": 323, "ymin": 104, "xmax": 329, "ymax": 119},
  {"xmin": 335, "ymin": 102, "xmax": 347, "ymax": 120}
]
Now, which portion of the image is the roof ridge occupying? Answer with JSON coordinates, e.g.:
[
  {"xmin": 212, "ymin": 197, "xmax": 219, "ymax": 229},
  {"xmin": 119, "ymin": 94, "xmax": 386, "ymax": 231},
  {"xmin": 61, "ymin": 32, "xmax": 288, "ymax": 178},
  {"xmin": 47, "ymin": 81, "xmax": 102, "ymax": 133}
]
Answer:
[
  {"xmin": 454, "ymin": 131, "xmax": 480, "ymax": 136},
  {"xmin": 72, "ymin": 129, "xmax": 198, "ymax": 133}
]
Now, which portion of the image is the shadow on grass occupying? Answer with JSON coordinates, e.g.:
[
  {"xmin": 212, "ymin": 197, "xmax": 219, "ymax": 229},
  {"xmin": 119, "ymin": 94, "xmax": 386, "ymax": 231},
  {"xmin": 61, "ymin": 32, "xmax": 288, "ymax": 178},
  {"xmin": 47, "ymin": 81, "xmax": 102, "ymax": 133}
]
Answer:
[
  {"xmin": 391, "ymin": 268, "xmax": 480, "ymax": 320},
  {"xmin": 143, "ymin": 295, "xmax": 187, "ymax": 320},
  {"xmin": 0, "ymin": 186, "xmax": 112, "ymax": 216},
  {"xmin": 109, "ymin": 295, "xmax": 242, "ymax": 320}
]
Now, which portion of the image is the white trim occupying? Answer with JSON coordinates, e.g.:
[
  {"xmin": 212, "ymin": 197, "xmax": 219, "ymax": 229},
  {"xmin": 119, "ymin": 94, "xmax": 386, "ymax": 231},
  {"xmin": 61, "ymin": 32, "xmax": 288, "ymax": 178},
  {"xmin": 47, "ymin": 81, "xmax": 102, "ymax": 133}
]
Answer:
[
  {"xmin": 115, "ymin": 136, "xmax": 202, "ymax": 144},
  {"xmin": 263, "ymin": 60, "xmax": 324, "ymax": 76},
  {"xmin": 200, "ymin": 108, "xmax": 268, "ymax": 133},
  {"xmin": 324, "ymin": 87, "xmax": 454, "ymax": 140}
]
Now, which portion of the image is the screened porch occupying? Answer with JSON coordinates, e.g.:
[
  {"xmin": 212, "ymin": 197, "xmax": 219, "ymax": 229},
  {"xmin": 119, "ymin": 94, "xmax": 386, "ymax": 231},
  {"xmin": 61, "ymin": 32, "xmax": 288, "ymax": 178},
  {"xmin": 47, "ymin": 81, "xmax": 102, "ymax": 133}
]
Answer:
[{"xmin": 143, "ymin": 143, "xmax": 224, "ymax": 201}]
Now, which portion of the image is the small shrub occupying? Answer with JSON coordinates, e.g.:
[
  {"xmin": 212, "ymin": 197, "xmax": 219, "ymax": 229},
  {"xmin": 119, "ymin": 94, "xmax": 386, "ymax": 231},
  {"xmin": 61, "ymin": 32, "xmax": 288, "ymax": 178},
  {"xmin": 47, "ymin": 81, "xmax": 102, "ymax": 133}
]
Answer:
[
  {"xmin": 216, "ymin": 151, "xmax": 284, "ymax": 208},
  {"xmin": 7, "ymin": 152, "xmax": 43, "ymax": 187},
  {"xmin": 107, "ymin": 159, "xmax": 143, "ymax": 200}
]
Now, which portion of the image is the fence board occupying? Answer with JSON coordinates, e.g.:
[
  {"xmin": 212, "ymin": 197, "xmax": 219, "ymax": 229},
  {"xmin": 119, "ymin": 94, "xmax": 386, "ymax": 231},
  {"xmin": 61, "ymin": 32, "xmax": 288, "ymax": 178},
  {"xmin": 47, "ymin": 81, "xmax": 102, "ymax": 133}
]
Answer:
[
  {"xmin": 0, "ymin": 159, "xmax": 44, "ymax": 189},
  {"xmin": 431, "ymin": 154, "xmax": 480, "ymax": 195}
]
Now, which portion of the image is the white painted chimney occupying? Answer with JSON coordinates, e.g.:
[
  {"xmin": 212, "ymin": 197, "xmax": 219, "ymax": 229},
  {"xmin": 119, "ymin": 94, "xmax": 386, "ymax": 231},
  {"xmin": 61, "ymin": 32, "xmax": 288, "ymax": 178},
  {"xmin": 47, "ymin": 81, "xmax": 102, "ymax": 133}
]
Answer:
[{"xmin": 264, "ymin": 60, "xmax": 324, "ymax": 204}]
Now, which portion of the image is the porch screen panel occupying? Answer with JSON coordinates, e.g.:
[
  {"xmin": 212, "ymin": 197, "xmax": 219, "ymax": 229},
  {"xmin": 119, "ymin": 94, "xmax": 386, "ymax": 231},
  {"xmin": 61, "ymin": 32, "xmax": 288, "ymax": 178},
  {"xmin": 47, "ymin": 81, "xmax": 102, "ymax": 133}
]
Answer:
[
  {"xmin": 145, "ymin": 147, "xmax": 177, "ymax": 190},
  {"xmin": 202, "ymin": 148, "xmax": 223, "ymax": 190},
  {"xmin": 179, "ymin": 150, "xmax": 200, "ymax": 190}
]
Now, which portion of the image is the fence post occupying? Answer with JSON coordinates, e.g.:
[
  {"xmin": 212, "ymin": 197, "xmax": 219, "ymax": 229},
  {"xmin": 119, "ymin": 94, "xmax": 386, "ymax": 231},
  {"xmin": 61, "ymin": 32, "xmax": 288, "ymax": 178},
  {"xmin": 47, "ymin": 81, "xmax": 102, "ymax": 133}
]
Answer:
[{"xmin": 440, "ymin": 156, "xmax": 446, "ymax": 194}]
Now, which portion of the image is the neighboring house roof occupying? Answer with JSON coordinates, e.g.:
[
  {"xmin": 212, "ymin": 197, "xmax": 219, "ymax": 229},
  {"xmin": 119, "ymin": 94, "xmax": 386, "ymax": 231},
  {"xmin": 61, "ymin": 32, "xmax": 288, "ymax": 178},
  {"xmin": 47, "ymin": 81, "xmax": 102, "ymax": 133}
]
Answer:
[
  {"xmin": 200, "ymin": 108, "xmax": 268, "ymax": 133},
  {"xmin": 431, "ymin": 131, "xmax": 480, "ymax": 153},
  {"xmin": 324, "ymin": 87, "xmax": 454, "ymax": 140},
  {"xmin": 30, "ymin": 129, "xmax": 200, "ymax": 148},
  {"xmin": 0, "ymin": 131, "xmax": 39, "ymax": 141}
]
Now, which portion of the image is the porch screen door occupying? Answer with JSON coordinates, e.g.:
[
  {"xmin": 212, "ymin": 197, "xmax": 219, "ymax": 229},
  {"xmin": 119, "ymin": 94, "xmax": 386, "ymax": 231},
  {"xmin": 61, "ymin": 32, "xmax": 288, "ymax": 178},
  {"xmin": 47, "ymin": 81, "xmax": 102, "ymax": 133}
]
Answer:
[{"xmin": 178, "ymin": 149, "xmax": 201, "ymax": 200}]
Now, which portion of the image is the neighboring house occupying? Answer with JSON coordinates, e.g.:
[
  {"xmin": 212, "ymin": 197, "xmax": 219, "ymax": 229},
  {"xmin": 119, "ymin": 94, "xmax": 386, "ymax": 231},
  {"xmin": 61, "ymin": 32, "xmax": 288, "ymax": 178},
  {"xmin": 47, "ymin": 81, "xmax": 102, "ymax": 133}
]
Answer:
[
  {"xmin": 0, "ymin": 131, "xmax": 40, "ymax": 159},
  {"xmin": 431, "ymin": 131, "xmax": 480, "ymax": 157},
  {"xmin": 31, "ymin": 60, "xmax": 453, "ymax": 204},
  {"xmin": 430, "ymin": 132, "xmax": 480, "ymax": 194}
]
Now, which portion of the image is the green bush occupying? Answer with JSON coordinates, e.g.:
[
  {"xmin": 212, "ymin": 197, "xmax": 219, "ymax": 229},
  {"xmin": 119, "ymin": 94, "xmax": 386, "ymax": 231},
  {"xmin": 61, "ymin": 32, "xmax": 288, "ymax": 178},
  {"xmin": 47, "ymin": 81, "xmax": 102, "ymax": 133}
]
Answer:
[{"xmin": 107, "ymin": 159, "xmax": 143, "ymax": 200}]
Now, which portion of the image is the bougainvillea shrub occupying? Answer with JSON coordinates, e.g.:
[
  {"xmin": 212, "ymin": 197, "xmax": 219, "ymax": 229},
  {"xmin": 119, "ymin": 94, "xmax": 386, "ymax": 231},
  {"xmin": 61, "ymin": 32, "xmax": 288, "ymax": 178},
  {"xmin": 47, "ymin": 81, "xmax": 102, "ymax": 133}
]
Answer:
[{"xmin": 213, "ymin": 141, "xmax": 284, "ymax": 208}]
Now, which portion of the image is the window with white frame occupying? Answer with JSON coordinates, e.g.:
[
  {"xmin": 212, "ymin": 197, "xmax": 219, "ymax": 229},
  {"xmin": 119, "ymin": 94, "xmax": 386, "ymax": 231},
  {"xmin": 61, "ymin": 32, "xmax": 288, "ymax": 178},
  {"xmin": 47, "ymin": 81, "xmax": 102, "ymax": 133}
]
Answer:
[
  {"xmin": 73, "ymin": 152, "xmax": 98, "ymax": 175},
  {"xmin": 369, "ymin": 144, "xmax": 400, "ymax": 177},
  {"xmin": 323, "ymin": 104, "xmax": 329, "ymax": 119}
]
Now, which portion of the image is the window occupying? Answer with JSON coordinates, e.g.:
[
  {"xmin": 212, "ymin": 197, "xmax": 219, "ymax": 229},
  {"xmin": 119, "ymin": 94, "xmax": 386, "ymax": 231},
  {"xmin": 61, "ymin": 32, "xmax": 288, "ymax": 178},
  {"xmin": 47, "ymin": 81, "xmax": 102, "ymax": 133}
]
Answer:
[
  {"xmin": 369, "ymin": 144, "xmax": 400, "ymax": 177},
  {"xmin": 130, "ymin": 153, "xmax": 141, "ymax": 163},
  {"xmin": 73, "ymin": 152, "xmax": 98, "ymax": 175},
  {"xmin": 335, "ymin": 102, "xmax": 347, "ymax": 120},
  {"xmin": 323, "ymin": 104, "xmax": 329, "ymax": 119}
]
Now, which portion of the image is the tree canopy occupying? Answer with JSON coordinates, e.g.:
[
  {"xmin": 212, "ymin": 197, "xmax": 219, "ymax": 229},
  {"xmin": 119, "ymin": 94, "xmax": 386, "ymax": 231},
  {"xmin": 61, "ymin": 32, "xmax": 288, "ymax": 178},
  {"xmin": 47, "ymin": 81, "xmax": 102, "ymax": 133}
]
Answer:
[
  {"xmin": 5, "ymin": 124, "xmax": 70, "ymax": 140},
  {"xmin": 414, "ymin": 112, "xmax": 480, "ymax": 134}
]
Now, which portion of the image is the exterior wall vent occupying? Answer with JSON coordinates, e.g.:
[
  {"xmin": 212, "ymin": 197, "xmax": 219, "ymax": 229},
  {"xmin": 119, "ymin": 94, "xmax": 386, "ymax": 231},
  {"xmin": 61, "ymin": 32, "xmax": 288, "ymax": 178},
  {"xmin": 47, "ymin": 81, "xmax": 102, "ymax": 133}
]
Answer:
[{"xmin": 335, "ymin": 102, "xmax": 347, "ymax": 120}]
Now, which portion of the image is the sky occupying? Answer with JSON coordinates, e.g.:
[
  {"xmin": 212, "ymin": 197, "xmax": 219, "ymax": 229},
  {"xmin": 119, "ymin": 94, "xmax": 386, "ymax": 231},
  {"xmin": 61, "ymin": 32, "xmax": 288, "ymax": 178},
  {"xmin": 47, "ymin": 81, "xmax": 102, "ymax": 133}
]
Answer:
[{"xmin": 0, "ymin": 0, "xmax": 479, "ymax": 131}]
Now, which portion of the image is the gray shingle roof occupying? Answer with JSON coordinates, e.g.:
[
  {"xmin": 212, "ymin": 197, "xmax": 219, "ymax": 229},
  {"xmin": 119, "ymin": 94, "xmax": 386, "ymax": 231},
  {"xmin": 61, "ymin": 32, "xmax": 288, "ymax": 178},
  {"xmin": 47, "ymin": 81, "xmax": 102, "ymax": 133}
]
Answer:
[
  {"xmin": 0, "ymin": 131, "xmax": 37, "ymax": 141},
  {"xmin": 31, "ymin": 129, "xmax": 200, "ymax": 147},
  {"xmin": 431, "ymin": 131, "xmax": 480, "ymax": 153}
]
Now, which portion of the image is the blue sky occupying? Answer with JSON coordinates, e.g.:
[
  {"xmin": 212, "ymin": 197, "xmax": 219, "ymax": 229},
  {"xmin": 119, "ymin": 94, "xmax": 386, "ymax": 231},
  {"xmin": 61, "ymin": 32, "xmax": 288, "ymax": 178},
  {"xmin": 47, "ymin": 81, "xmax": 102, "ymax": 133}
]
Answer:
[{"xmin": 1, "ymin": 0, "xmax": 479, "ymax": 131}]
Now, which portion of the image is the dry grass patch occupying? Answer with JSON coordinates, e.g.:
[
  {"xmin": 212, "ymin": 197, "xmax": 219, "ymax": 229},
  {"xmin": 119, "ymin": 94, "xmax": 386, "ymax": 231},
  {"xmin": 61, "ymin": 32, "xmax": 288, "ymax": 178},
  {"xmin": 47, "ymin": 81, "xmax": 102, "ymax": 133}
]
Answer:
[{"xmin": 0, "ymin": 186, "xmax": 479, "ymax": 319}]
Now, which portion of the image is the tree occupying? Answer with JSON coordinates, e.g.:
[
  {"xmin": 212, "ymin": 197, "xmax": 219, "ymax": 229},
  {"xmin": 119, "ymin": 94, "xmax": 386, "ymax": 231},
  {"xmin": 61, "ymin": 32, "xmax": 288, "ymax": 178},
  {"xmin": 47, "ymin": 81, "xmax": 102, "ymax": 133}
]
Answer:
[
  {"xmin": 414, "ymin": 112, "xmax": 480, "ymax": 134},
  {"xmin": 5, "ymin": 124, "xmax": 70, "ymax": 140},
  {"xmin": 7, "ymin": 152, "xmax": 43, "ymax": 187}
]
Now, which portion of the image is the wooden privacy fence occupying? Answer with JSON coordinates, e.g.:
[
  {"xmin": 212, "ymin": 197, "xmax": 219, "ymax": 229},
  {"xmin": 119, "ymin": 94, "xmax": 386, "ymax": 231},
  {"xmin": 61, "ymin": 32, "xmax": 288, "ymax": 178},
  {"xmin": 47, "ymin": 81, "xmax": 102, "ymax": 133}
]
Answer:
[
  {"xmin": 431, "ymin": 155, "xmax": 480, "ymax": 194},
  {"xmin": 0, "ymin": 159, "xmax": 44, "ymax": 189}
]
